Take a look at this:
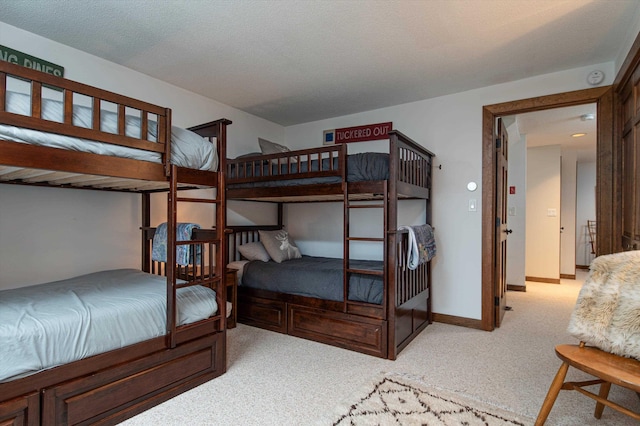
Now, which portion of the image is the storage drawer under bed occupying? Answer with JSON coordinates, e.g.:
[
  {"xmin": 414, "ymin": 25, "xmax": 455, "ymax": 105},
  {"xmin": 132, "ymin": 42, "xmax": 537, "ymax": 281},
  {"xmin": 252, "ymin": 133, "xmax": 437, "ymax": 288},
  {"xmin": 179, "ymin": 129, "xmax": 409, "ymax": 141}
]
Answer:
[
  {"xmin": 237, "ymin": 293, "xmax": 287, "ymax": 333},
  {"xmin": 41, "ymin": 334, "xmax": 223, "ymax": 426},
  {"xmin": 287, "ymin": 304, "xmax": 387, "ymax": 358}
]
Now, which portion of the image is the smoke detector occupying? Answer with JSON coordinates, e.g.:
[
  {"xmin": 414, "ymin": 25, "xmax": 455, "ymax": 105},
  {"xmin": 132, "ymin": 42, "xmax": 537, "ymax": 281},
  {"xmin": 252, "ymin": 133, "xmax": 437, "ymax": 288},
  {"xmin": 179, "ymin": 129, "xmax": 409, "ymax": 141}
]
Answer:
[{"xmin": 580, "ymin": 113, "xmax": 595, "ymax": 121}]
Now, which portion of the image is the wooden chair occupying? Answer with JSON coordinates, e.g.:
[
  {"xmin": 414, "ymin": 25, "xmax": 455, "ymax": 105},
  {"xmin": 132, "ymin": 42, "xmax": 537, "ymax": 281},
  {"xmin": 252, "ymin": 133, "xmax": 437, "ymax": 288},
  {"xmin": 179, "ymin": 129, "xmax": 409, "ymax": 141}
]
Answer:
[{"xmin": 535, "ymin": 341, "xmax": 640, "ymax": 424}]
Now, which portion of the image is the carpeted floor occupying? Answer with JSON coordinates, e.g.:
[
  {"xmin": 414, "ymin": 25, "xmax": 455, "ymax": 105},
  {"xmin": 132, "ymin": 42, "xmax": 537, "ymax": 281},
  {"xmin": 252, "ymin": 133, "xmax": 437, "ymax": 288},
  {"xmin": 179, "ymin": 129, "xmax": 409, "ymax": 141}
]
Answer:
[
  {"xmin": 331, "ymin": 372, "xmax": 534, "ymax": 425},
  {"xmin": 121, "ymin": 273, "xmax": 640, "ymax": 425}
]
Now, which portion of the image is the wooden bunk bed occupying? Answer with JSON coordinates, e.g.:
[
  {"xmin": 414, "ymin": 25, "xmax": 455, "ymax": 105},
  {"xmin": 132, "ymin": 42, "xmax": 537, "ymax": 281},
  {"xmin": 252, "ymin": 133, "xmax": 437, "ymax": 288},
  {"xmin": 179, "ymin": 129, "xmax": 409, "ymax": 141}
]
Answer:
[
  {"xmin": 225, "ymin": 132, "xmax": 435, "ymax": 360},
  {"xmin": 0, "ymin": 60, "xmax": 230, "ymax": 425}
]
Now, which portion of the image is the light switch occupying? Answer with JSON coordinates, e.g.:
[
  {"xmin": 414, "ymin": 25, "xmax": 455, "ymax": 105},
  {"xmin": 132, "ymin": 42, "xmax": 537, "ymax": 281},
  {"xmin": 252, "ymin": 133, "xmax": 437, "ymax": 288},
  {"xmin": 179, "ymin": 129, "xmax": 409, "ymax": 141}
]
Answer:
[
  {"xmin": 509, "ymin": 207, "xmax": 516, "ymax": 216},
  {"xmin": 469, "ymin": 199, "xmax": 477, "ymax": 212},
  {"xmin": 547, "ymin": 208, "xmax": 557, "ymax": 217}
]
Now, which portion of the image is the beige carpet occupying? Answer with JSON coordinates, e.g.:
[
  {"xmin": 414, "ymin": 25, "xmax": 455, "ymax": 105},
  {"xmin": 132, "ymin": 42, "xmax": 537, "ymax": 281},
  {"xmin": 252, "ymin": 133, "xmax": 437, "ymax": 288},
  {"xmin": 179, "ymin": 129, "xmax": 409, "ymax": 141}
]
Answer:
[
  {"xmin": 121, "ymin": 272, "xmax": 640, "ymax": 425},
  {"xmin": 332, "ymin": 372, "xmax": 534, "ymax": 425}
]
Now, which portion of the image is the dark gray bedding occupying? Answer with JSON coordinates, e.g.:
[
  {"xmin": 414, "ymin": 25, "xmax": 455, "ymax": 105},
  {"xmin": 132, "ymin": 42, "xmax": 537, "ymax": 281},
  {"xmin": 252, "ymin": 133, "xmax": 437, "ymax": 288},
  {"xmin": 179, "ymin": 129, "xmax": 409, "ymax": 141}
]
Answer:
[
  {"xmin": 229, "ymin": 152, "xmax": 389, "ymax": 188},
  {"xmin": 241, "ymin": 256, "xmax": 383, "ymax": 304}
]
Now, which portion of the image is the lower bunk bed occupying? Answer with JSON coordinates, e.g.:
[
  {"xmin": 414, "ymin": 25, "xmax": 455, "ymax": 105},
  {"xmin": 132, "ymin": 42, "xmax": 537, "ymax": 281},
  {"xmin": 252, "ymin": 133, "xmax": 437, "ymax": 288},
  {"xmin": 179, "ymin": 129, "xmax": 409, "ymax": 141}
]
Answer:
[
  {"xmin": 227, "ymin": 225, "xmax": 432, "ymax": 360},
  {"xmin": 0, "ymin": 60, "xmax": 230, "ymax": 425},
  {"xmin": 0, "ymin": 230, "xmax": 226, "ymax": 426}
]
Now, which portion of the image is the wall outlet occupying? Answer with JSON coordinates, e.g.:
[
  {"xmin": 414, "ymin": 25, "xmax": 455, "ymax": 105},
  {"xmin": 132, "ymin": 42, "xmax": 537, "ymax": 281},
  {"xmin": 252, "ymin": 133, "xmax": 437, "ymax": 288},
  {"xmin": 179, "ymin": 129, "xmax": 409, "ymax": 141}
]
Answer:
[{"xmin": 547, "ymin": 208, "xmax": 557, "ymax": 217}]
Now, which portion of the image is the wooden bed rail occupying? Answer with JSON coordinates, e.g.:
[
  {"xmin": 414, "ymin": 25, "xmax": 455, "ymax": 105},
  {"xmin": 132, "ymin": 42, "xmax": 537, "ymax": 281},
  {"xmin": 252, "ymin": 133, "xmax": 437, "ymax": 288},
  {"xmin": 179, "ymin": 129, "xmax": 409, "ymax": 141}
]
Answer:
[
  {"xmin": 141, "ymin": 226, "xmax": 221, "ymax": 282},
  {"xmin": 0, "ymin": 61, "xmax": 172, "ymax": 165},
  {"xmin": 227, "ymin": 143, "xmax": 347, "ymax": 184}
]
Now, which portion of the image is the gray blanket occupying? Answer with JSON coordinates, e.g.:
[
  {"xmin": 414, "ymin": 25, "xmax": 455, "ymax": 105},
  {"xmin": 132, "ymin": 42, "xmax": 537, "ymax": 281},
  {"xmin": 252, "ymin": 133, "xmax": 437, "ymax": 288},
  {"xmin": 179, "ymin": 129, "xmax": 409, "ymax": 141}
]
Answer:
[{"xmin": 242, "ymin": 256, "xmax": 383, "ymax": 304}]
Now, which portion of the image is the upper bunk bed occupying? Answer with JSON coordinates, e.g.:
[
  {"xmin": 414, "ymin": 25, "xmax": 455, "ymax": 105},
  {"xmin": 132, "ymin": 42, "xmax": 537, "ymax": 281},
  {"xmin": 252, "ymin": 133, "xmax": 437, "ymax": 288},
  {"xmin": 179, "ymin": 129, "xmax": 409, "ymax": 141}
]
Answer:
[
  {"xmin": 0, "ymin": 60, "xmax": 229, "ymax": 191},
  {"xmin": 0, "ymin": 60, "xmax": 230, "ymax": 425},
  {"xmin": 225, "ymin": 131, "xmax": 434, "ymax": 203},
  {"xmin": 224, "ymin": 131, "xmax": 436, "ymax": 360}
]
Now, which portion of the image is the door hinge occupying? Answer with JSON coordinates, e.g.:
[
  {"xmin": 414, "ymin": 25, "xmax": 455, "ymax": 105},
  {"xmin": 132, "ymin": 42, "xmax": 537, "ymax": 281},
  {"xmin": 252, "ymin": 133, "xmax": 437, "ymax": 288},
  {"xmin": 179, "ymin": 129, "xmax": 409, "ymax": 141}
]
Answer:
[
  {"xmin": 495, "ymin": 137, "xmax": 501, "ymax": 149},
  {"xmin": 496, "ymin": 217, "xmax": 501, "ymax": 227},
  {"xmin": 495, "ymin": 296, "xmax": 500, "ymax": 306}
]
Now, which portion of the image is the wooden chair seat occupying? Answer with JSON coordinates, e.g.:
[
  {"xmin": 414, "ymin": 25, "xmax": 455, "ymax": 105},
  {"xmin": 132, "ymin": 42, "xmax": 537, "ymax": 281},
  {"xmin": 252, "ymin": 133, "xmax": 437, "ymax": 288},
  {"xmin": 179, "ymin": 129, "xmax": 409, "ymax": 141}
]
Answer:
[{"xmin": 535, "ymin": 342, "xmax": 640, "ymax": 424}]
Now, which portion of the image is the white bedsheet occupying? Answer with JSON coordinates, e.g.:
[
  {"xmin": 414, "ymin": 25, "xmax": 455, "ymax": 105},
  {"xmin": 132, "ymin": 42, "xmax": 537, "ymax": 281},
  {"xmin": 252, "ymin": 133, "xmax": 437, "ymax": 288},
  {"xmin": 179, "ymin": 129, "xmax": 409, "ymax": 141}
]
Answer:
[
  {"xmin": 0, "ymin": 91, "xmax": 218, "ymax": 171},
  {"xmin": 0, "ymin": 269, "xmax": 218, "ymax": 383}
]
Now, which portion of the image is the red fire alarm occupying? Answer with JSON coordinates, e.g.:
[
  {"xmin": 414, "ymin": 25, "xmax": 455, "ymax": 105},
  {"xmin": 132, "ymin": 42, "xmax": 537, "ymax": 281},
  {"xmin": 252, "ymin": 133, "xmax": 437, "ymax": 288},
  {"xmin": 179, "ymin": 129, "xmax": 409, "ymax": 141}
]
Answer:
[{"xmin": 509, "ymin": 186, "xmax": 516, "ymax": 194}]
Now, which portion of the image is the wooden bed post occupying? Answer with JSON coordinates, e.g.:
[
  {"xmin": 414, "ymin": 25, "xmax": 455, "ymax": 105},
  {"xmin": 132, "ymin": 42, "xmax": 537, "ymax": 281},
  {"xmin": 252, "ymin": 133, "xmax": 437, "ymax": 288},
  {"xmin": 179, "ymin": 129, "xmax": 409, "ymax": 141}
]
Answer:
[
  {"xmin": 142, "ymin": 192, "xmax": 151, "ymax": 272},
  {"xmin": 166, "ymin": 165, "xmax": 178, "ymax": 348},
  {"xmin": 387, "ymin": 133, "xmax": 399, "ymax": 359}
]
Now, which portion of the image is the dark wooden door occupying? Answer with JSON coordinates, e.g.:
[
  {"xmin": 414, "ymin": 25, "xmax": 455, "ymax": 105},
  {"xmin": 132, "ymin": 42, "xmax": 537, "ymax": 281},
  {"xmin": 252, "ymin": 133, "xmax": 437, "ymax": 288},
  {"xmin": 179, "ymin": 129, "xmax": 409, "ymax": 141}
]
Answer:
[
  {"xmin": 495, "ymin": 118, "xmax": 509, "ymax": 327},
  {"xmin": 621, "ymin": 74, "xmax": 640, "ymax": 251}
]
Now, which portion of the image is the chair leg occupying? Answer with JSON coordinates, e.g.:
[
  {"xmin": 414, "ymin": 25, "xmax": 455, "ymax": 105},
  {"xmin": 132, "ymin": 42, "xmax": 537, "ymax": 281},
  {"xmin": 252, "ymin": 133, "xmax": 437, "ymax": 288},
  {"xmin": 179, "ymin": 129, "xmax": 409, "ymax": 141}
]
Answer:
[
  {"xmin": 535, "ymin": 362, "xmax": 570, "ymax": 426},
  {"xmin": 594, "ymin": 381, "xmax": 612, "ymax": 419}
]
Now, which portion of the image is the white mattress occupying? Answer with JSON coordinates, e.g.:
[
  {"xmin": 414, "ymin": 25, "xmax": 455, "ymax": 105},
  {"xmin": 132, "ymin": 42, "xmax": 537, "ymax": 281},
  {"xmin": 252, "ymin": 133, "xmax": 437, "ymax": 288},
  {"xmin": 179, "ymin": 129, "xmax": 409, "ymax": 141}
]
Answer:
[
  {"xmin": 0, "ymin": 91, "xmax": 218, "ymax": 171},
  {"xmin": 0, "ymin": 269, "xmax": 219, "ymax": 383}
]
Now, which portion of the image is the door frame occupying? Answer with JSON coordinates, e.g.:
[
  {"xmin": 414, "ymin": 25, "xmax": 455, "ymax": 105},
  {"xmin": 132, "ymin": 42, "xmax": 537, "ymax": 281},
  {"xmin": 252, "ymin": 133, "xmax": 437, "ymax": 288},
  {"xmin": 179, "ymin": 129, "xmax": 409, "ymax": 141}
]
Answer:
[{"xmin": 481, "ymin": 86, "xmax": 614, "ymax": 331}]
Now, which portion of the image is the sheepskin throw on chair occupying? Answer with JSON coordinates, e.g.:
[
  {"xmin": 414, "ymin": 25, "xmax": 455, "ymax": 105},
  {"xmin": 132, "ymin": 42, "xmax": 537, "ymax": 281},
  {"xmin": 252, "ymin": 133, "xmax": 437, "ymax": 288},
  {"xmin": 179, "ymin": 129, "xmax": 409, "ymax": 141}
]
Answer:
[{"xmin": 567, "ymin": 250, "xmax": 640, "ymax": 360}]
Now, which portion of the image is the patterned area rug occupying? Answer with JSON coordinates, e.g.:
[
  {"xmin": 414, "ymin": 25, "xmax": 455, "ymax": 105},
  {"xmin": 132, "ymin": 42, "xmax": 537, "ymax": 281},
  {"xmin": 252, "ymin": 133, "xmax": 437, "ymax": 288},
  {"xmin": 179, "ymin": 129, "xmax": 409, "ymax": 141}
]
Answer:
[{"xmin": 332, "ymin": 373, "xmax": 533, "ymax": 426}]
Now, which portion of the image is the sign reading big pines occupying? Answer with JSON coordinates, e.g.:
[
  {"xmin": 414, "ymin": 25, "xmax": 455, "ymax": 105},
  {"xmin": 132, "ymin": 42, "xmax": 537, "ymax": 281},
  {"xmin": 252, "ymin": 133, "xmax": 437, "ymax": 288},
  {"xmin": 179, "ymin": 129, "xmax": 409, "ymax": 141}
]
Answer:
[{"xmin": 0, "ymin": 45, "xmax": 64, "ymax": 77}]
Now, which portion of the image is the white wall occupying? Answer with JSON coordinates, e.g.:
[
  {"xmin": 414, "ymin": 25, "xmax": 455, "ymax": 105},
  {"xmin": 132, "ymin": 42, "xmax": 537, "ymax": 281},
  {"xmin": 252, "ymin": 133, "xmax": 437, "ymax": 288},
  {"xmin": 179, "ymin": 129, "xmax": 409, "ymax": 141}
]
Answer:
[
  {"xmin": 560, "ymin": 150, "xmax": 577, "ymax": 276},
  {"xmin": 615, "ymin": 10, "xmax": 640, "ymax": 74},
  {"xmin": 0, "ymin": 22, "xmax": 285, "ymax": 289},
  {"xmin": 0, "ymin": 22, "xmax": 621, "ymax": 320},
  {"xmin": 505, "ymin": 120, "xmax": 526, "ymax": 288},
  {"xmin": 526, "ymin": 145, "xmax": 561, "ymax": 280},
  {"xmin": 284, "ymin": 63, "xmax": 615, "ymax": 320},
  {"xmin": 576, "ymin": 161, "xmax": 597, "ymax": 266}
]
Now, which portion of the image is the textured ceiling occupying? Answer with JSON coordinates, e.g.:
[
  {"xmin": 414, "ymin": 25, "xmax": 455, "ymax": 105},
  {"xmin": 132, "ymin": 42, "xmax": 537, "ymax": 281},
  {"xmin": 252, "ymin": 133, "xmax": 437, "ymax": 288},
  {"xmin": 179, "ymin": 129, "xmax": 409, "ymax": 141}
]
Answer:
[
  {"xmin": 516, "ymin": 103, "xmax": 597, "ymax": 162},
  {"xmin": 0, "ymin": 0, "xmax": 638, "ymax": 127}
]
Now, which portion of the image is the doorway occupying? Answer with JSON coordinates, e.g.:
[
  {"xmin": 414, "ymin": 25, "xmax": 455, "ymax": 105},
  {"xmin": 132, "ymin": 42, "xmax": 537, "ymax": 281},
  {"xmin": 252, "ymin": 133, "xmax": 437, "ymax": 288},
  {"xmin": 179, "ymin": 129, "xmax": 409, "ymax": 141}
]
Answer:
[
  {"xmin": 480, "ymin": 87, "xmax": 613, "ymax": 331},
  {"xmin": 504, "ymin": 104, "xmax": 598, "ymax": 287}
]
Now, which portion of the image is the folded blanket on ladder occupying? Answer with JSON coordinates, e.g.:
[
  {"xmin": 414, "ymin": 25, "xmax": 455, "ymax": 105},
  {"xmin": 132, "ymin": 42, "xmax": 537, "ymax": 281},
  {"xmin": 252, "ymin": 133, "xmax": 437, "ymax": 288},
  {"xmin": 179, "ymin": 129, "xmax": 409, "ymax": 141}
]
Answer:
[
  {"xmin": 152, "ymin": 222, "xmax": 201, "ymax": 266},
  {"xmin": 398, "ymin": 224, "xmax": 436, "ymax": 270}
]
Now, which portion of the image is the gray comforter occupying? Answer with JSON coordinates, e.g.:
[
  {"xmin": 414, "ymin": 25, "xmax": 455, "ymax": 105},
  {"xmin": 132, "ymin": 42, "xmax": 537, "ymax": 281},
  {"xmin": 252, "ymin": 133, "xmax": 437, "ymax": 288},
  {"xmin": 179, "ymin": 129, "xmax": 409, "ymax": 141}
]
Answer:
[{"xmin": 241, "ymin": 256, "xmax": 383, "ymax": 304}]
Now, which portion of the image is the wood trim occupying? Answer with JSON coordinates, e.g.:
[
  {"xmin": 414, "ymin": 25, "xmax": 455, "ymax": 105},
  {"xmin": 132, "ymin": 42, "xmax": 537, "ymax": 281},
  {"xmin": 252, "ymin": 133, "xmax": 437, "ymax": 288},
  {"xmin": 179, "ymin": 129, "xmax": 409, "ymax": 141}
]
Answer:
[
  {"xmin": 526, "ymin": 276, "xmax": 561, "ymax": 284},
  {"xmin": 576, "ymin": 264, "xmax": 590, "ymax": 270},
  {"xmin": 432, "ymin": 312, "xmax": 484, "ymax": 330},
  {"xmin": 560, "ymin": 273, "xmax": 576, "ymax": 280},
  {"xmin": 482, "ymin": 87, "xmax": 613, "ymax": 331},
  {"xmin": 507, "ymin": 284, "xmax": 526, "ymax": 292}
]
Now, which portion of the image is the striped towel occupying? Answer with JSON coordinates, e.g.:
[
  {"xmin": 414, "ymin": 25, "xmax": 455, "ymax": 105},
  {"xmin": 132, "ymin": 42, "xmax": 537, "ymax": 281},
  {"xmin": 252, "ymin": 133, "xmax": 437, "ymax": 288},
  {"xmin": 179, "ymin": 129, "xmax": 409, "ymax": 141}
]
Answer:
[
  {"xmin": 152, "ymin": 222, "xmax": 201, "ymax": 266},
  {"xmin": 398, "ymin": 224, "xmax": 436, "ymax": 270}
]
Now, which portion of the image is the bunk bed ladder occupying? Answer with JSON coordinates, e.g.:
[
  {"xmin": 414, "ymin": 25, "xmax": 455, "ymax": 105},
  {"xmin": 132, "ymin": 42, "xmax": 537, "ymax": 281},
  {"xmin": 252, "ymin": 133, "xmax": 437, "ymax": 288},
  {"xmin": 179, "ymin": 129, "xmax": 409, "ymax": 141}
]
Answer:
[
  {"xmin": 166, "ymin": 165, "xmax": 225, "ymax": 348},
  {"xmin": 343, "ymin": 181, "xmax": 388, "ymax": 316}
]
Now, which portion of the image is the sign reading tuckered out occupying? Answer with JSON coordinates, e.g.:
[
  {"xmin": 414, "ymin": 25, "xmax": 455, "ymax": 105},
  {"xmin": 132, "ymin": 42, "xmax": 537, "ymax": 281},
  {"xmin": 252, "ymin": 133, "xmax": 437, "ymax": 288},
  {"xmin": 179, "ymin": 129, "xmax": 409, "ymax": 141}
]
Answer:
[
  {"xmin": 324, "ymin": 122, "xmax": 392, "ymax": 145},
  {"xmin": 0, "ymin": 45, "xmax": 64, "ymax": 77}
]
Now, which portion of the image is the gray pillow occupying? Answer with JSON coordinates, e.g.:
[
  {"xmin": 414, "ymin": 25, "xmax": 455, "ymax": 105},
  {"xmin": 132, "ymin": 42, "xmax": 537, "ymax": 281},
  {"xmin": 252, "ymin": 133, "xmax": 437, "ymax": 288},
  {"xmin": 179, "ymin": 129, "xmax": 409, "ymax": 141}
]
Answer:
[
  {"xmin": 238, "ymin": 242, "xmax": 271, "ymax": 262},
  {"xmin": 259, "ymin": 229, "xmax": 302, "ymax": 263}
]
